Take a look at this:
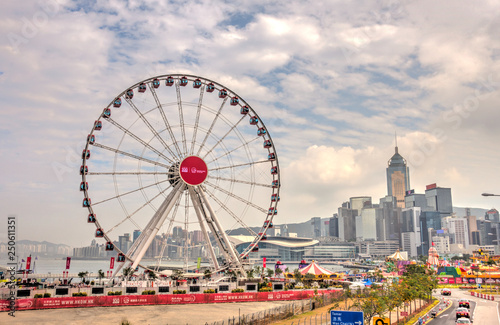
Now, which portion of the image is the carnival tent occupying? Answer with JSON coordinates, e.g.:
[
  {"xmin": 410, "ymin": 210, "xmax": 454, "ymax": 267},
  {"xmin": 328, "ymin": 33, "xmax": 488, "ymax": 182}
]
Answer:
[
  {"xmin": 300, "ymin": 261, "xmax": 334, "ymax": 277},
  {"xmin": 387, "ymin": 250, "xmax": 406, "ymax": 261}
]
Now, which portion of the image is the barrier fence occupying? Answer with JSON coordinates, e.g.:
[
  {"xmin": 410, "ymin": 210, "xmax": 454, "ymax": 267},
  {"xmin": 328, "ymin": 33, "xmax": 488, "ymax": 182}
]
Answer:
[{"xmin": 0, "ymin": 289, "xmax": 342, "ymax": 312}]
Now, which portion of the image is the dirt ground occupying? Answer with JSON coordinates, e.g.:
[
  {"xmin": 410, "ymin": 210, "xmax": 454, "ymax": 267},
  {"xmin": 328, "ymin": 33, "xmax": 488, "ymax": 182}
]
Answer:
[{"xmin": 0, "ymin": 300, "xmax": 292, "ymax": 325}]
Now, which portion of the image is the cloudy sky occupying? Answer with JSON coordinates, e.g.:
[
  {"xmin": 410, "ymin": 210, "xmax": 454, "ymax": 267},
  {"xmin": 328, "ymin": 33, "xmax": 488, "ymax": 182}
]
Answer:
[{"xmin": 1, "ymin": 0, "xmax": 500, "ymax": 248}]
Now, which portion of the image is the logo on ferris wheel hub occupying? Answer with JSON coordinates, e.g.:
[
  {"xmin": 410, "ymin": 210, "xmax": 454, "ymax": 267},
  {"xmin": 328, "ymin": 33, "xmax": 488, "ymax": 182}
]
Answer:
[{"xmin": 179, "ymin": 156, "xmax": 208, "ymax": 186}]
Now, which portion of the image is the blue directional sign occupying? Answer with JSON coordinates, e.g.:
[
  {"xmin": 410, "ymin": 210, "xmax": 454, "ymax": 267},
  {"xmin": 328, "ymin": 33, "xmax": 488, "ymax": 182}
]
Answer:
[{"xmin": 330, "ymin": 310, "xmax": 364, "ymax": 325}]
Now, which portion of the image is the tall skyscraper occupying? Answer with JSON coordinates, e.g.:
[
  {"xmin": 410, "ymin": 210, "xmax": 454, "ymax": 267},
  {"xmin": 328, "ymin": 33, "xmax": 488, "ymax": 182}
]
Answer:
[
  {"xmin": 425, "ymin": 183, "xmax": 453, "ymax": 218},
  {"xmin": 386, "ymin": 140, "xmax": 410, "ymax": 208}
]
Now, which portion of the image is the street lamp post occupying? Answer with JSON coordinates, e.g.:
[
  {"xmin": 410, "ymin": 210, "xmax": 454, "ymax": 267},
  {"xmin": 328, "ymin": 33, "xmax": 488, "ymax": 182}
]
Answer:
[{"xmin": 482, "ymin": 193, "xmax": 500, "ymax": 197}]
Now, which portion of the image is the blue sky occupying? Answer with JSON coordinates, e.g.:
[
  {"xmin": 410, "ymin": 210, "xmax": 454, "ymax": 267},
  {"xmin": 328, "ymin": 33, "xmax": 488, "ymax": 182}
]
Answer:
[{"xmin": 1, "ymin": 0, "xmax": 500, "ymax": 247}]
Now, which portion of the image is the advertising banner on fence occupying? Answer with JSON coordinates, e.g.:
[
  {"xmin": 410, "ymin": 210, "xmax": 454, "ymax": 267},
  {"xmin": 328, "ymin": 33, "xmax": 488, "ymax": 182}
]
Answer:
[{"xmin": 0, "ymin": 289, "xmax": 341, "ymax": 312}]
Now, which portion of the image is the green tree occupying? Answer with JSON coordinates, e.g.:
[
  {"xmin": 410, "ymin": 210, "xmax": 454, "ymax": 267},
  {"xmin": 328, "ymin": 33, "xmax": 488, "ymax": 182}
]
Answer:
[
  {"xmin": 246, "ymin": 268, "xmax": 254, "ymax": 279},
  {"xmin": 203, "ymin": 269, "xmax": 212, "ymax": 280},
  {"xmin": 293, "ymin": 268, "xmax": 302, "ymax": 283},
  {"xmin": 275, "ymin": 267, "xmax": 283, "ymax": 278},
  {"xmin": 97, "ymin": 269, "xmax": 105, "ymax": 285},
  {"xmin": 123, "ymin": 266, "xmax": 135, "ymax": 279},
  {"xmin": 78, "ymin": 271, "xmax": 89, "ymax": 284},
  {"xmin": 349, "ymin": 287, "xmax": 388, "ymax": 324},
  {"xmin": 148, "ymin": 271, "xmax": 158, "ymax": 281},
  {"xmin": 266, "ymin": 268, "xmax": 274, "ymax": 278}
]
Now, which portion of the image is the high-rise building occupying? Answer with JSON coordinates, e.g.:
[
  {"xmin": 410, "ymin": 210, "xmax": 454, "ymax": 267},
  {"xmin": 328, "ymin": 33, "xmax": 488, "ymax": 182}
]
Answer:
[
  {"xmin": 386, "ymin": 142, "xmax": 410, "ymax": 208},
  {"xmin": 380, "ymin": 196, "xmax": 401, "ymax": 242},
  {"xmin": 465, "ymin": 215, "xmax": 478, "ymax": 244},
  {"xmin": 404, "ymin": 191, "xmax": 427, "ymax": 210},
  {"xmin": 338, "ymin": 204, "xmax": 356, "ymax": 242},
  {"xmin": 133, "ymin": 230, "xmax": 141, "ymax": 242},
  {"xmin": 442, "ymin": 216, "xmax": 469, "ymax": 248},
  {"xmin": 329, "ymin": 214, "xmax": 339, "ymax": 238},
  {"xmin": 425, "ymin": 184, "xmax": 453, "ymax": 218},
  {"xmin": 419, "ymin": 211, "xmax": 442, "ymax": 255},
  {"xmin": 350, "ymin": 197, "xmax": 372, "ymax": 212},
  {"xmin": 485, "ymin": 209, "xmax": 500, "ymax": 222}
]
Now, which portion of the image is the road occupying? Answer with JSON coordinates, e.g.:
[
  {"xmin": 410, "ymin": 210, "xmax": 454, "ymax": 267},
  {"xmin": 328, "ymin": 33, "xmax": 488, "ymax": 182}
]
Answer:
[{"xmin": 428, "ymin": 289, "xmax": 499, "ymax": 325}]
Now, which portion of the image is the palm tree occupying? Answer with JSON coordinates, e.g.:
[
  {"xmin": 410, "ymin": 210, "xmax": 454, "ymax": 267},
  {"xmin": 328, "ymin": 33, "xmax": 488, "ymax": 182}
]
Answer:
[
  {"xmin": 97, "ymin": 269, "xmax": 105, "ymax": 285},
  {"xmin": 246, "ymin": 268, "xmax": 254, "ymax": 279},
  {"xmin": 204, "ymin": 269, "xmax": 212, "ymax": 281},
  {"xmin": 78, "ymin": 271, "xmax": 89, "ymax": 284}
]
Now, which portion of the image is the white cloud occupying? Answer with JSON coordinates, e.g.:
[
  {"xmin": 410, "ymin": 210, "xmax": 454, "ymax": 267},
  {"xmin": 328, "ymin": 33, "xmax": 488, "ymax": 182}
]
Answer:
[{"xmin": 1, "ymin": 0, "xmax": 500, "ymax": 248}]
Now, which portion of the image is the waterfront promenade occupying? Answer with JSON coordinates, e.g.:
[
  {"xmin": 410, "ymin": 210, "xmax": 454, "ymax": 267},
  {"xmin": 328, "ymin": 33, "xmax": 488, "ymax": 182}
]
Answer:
[{"xmin": 1, "ymin": 300, "xmax": 292, "ymax": 325}]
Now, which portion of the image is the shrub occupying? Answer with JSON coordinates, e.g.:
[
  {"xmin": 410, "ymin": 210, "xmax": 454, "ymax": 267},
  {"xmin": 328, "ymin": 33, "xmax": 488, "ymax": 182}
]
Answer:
[
  {"xmin": 232, "ymin": 288, "xmax": 244, "ymax": 293},
  {"xmin": 173, "ymin": 290, "xmax": 186, "ymax": 294},
  {"xmin": 34, "ymin": 294, "xmax": 43, "ymax": 298},
  {"xmin": 72, "ymin": 292, "xmax": 88, "ymax": 297},
  {"xmin": 259, "ymin": 287, "xmax": 273, "ymax": 292},
  {"xmin": 204, "ymin": 289, "xmax": 216, "ymax": 294},
  {"xmin": 141, "ymin": 290, "xmax": 156, "ymax": 295},
  {"xmin": 108, "ymin": 291, "xmax": 122, "ymax": 296},
  {"xmin": 43, "ymin": 293, "xmax": 51, "ymax": 298}
]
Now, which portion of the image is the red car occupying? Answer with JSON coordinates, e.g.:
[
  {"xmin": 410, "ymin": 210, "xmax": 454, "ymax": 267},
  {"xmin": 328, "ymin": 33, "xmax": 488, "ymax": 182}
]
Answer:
[
  {"xmin": 456, "ymin": 307, "xmax": 470, "ymax": 320},
  {"xmin": 458, "ymin": 299, "xmax": 470, "ymax": 308},
  {"xmin": 441, "ymin": 289, "xmax": 451, "ymax": 295}
]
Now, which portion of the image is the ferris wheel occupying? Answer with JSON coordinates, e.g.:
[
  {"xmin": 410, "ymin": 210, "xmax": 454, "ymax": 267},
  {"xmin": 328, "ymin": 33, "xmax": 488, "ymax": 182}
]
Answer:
[{"xmin": 80, "ymin": 74, "xmax": 280, "ymax": 276}]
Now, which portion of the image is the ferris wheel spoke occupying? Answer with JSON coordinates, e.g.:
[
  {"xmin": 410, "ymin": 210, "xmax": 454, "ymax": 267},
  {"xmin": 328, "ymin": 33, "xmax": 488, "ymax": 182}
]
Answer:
[
  {"xmin": 106, "ymin": 117, "xmax": 175, "ymax": 164},
  {"xmin": 88, "ymin": 172, "xmax": 171, "ymax": 175},
  {"xmin": 207, "ymin": 175, "xmax": 272, "ymax": 188},
  {"xmin": 175, "ymin": 81, "xmax": 188, "ymax": 155},
  {"xmin": 124, "ymin": 97, "xmax": 180, "ymax": 160},
  {"xmin": 106, "ymin": 183, "xmax": 174, "ymax": 234},
  {"xmin": 92, "ymin": 142, "xmax": 171, "ymax": 169},
  {"xmin": 209, "ymin": 159, "xmax": 270, "ymax": 172},
  {"xmin": 205, "ymin": 136, "xmax": 260, "ymax": 165},
  {"xmin": 203, "ymin": 186, "xmax": 258, "ymax": 237},
  {"xmin": 202, "ymin": 115, "xmax": 246, "ymax": 160},
  {"xmin": 189, "ymin": 85, "xmax": 205, "ymax": 155},
  {"xmin": 92, "ymin": 179, "xmax": 170, "ymax": 206},
  {"xmin": 149, "ymin": 85, "xmax": 183, "ymax": 158},
  {"xmin": 196, "ymin": 96, "xmax": 228, "ymax": 156},
  {"xmin": 203, "ymin": 182, "xmax": 268, "ymax": 214}
]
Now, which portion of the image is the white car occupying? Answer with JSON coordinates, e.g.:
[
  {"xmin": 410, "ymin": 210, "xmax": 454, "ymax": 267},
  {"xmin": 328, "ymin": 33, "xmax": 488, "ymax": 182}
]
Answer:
[{"xmin": 456, "ymin": 318, "xmax": 472, "ymax": 324}]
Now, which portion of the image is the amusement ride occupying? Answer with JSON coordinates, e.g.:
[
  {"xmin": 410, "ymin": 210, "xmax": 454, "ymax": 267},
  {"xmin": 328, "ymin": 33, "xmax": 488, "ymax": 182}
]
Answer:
[{"xmin": 80, "ymin": 74, "xmax": 280, "ymax": 277}]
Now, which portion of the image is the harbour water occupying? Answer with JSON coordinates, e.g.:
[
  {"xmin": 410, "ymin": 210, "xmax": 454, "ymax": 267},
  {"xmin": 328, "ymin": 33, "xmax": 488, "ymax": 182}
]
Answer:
[{"xmin": 0, "ymin": 258, "xmax": 348, "ymax": 275}]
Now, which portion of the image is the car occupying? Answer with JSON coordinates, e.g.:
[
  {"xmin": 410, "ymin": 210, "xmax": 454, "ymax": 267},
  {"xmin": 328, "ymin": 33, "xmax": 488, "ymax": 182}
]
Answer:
[
  {"xmin": 456, "ymin": 318, "xmax": 472, "ymax": 324},
  {"xmin": 458, "ymin": 299, "xmax": 470, "ymax": 308},
  {"xmin": 441, "ymin": 289, "xmax": 451, "ymax": 295},
  {"xmin": 456, "ymin": 307, "xmax": 470, "ymax": 320}
]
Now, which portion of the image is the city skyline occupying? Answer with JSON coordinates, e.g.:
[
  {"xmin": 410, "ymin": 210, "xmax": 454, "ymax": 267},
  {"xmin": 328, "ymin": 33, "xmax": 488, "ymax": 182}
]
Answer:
[{"xmin": 2, "ymin": 1, "xmax": 500, "ymax": 248}]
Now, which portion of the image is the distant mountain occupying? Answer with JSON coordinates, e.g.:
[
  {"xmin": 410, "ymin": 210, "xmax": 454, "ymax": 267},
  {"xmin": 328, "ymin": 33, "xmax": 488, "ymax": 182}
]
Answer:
[
  {"xmin": 0, "ymin": 240, "xmax": 72, "ymax": 258},
  {"xmin": 453, "ymin": 207, "xmax": 488, "ymax": 219}
]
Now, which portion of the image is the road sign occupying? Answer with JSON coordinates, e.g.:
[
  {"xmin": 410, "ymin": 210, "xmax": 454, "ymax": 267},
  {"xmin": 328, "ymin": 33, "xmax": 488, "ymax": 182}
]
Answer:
[
  {"xmin": 373, "ymin": 317, "xmax": 390, "ymax": 325},
  {"xmin": 331, "ymin": 310, "xmax": 364, "ymax": 325}
]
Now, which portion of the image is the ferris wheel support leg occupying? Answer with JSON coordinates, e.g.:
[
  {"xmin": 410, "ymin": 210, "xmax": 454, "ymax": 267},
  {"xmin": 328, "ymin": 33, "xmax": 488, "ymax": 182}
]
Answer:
[
  {"xmin": 198, "ymin": 186, "xmax": 246, "ymax": 277},
  {"xmin": 191, "ymin": 187, "xmax": 232, "ymax": 263},
  {"xmin": 130, "ymin": 183, "xmax": 184, "ymax": 271},
  {"xmin": 188, "ymin": 187, "xmax": 219, "ymax": 269}
]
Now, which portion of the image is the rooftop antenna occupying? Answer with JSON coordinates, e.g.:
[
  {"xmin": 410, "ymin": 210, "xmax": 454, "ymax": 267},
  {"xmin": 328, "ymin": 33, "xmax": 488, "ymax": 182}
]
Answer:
[{"xmin": 394, "ymin": 131, "xmax": 398, "ymax": 154}]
